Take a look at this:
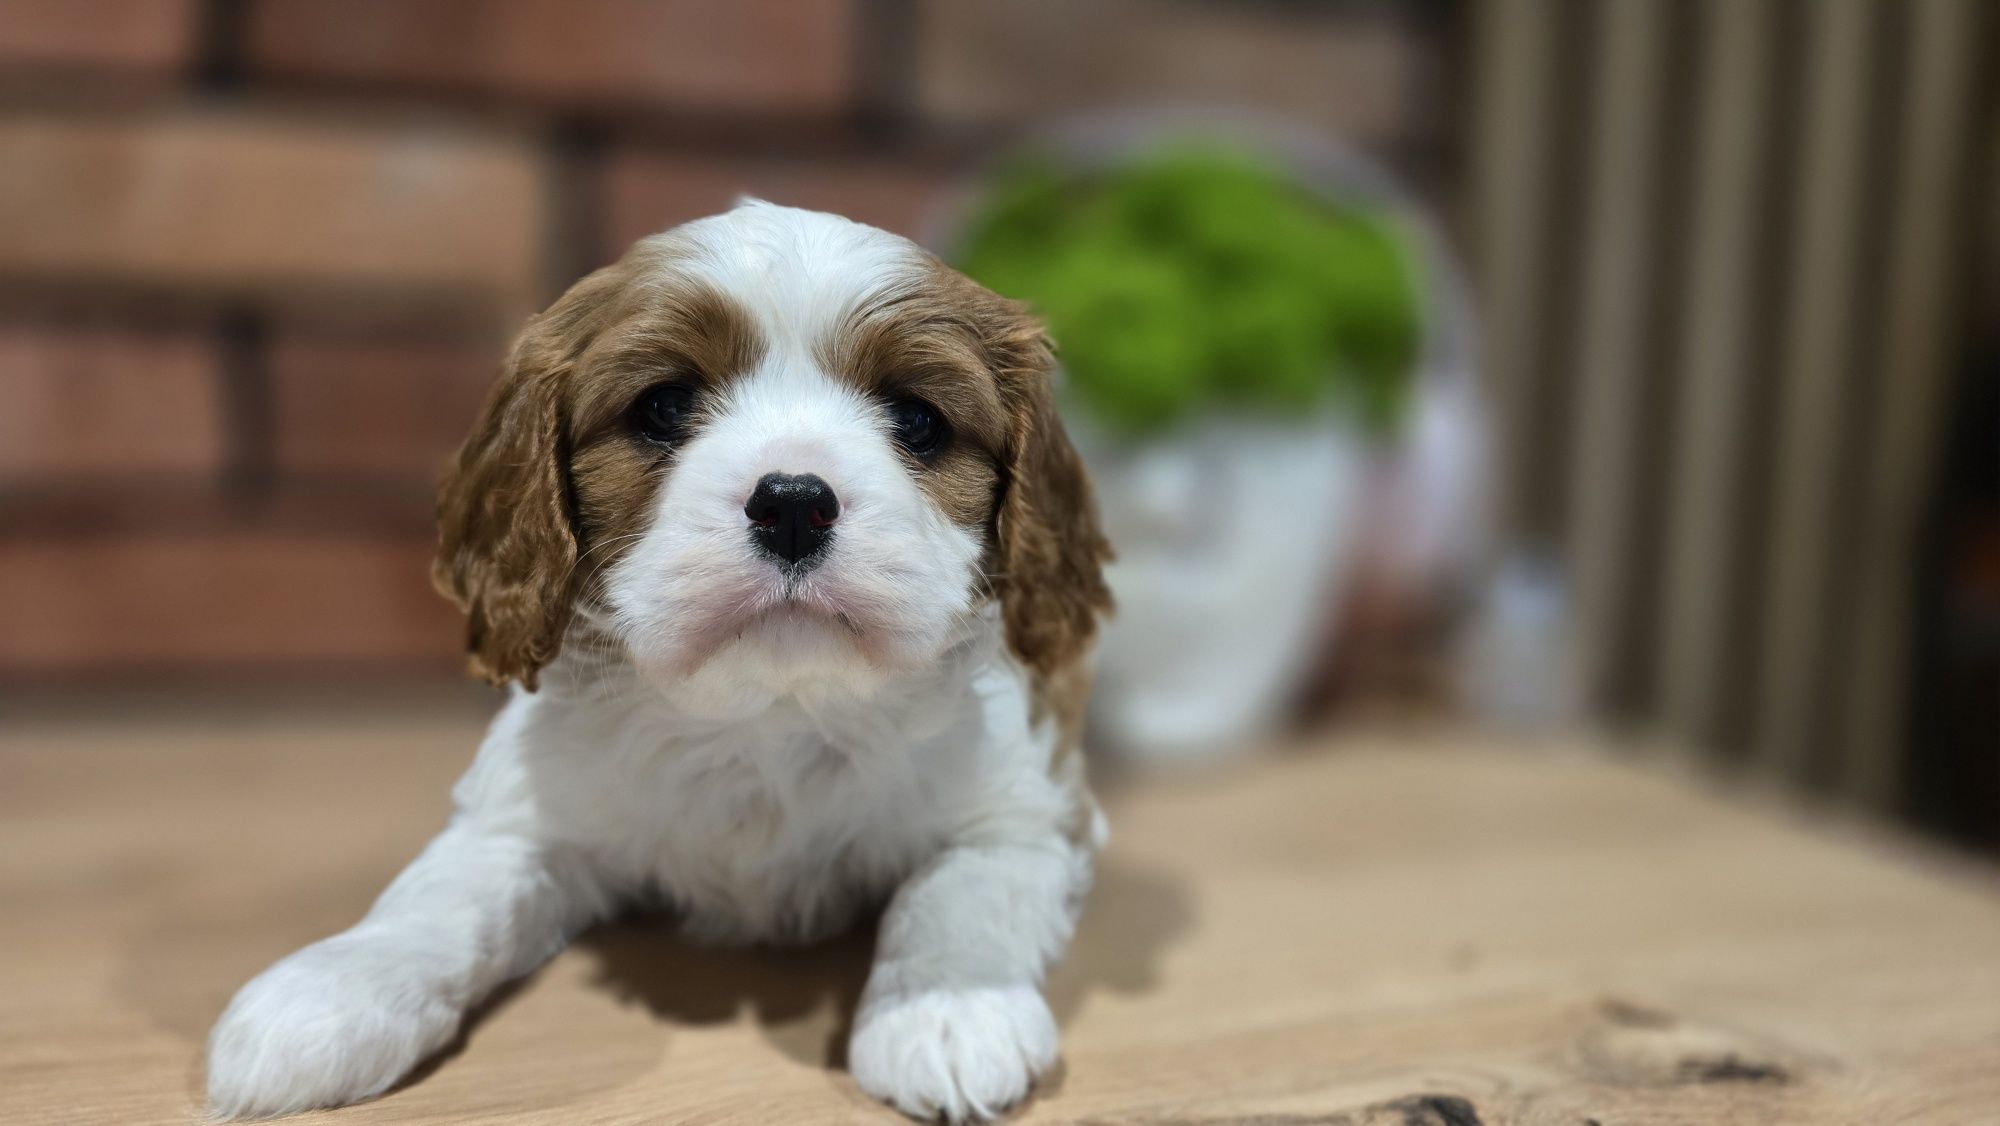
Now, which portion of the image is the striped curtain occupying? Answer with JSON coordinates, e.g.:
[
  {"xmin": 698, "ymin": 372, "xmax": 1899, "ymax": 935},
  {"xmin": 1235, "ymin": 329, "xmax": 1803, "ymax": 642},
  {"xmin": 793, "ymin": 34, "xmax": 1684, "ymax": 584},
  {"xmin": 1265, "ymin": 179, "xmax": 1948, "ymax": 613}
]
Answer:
[{"xmin": 1467, "ymin": 0, "xmax": 1990, "ymax": 810}]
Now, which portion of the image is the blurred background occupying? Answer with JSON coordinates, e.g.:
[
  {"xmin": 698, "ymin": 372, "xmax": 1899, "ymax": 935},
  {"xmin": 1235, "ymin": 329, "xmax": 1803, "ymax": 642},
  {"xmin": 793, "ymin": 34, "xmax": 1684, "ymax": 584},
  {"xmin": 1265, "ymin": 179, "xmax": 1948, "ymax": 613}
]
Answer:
[{"xmin": 0, "ymin": 1, "xmax": 1992, "ymax": 849}]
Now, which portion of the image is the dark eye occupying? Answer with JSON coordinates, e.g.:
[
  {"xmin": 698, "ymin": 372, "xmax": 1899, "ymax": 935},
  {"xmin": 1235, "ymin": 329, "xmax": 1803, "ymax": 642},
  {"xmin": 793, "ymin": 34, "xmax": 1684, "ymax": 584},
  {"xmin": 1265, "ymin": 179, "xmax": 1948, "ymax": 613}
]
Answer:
[
  {"xmin": 631, "ymin": 382, "xmax": 696, "ymax": 444},
  {"xmin": 887, "ymin": 397, "xmax": 949, "ymax": 459}
]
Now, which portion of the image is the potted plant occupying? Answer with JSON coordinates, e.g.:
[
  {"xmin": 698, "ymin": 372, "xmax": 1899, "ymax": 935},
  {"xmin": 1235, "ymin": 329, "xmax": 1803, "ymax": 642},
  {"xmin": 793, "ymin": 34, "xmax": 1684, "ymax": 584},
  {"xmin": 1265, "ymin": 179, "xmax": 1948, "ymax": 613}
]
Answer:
[{"xmin": 945, "ymin": 115, "xmax": 1485, "ymax": 761}]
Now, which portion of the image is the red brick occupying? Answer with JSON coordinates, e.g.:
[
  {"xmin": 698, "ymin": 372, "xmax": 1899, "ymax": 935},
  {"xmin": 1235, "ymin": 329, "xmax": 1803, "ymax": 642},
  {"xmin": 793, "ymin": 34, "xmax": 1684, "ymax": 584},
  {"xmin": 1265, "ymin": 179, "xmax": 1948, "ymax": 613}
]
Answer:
[
  {"xmin": 0, "ymin": 112, "xmax": 547, "ymax": 319},
  {"xmin": 0, "ymin": 534, "xmax": 461, "ymax": 672},
  {"xmin": 600, "ymin": 150, "xmax": 951, "ymax": 257},
  {"xmin": 0, "ymin": 0, "xmax": 200, "ymax": 73},
  {"xmin": 270, "ymin": 332, "xmax": 500, "ymax": 479},
  {"xmin": 0, "ymin": 319, "xmax": 224, "ymax": 479},
  {"xmin": 912, "ymin": 0, "xmax": 1429, "ymax": 153},
  {"xmin": 246, "ymin": 0, "xmax": 858, "ymax": 116}
]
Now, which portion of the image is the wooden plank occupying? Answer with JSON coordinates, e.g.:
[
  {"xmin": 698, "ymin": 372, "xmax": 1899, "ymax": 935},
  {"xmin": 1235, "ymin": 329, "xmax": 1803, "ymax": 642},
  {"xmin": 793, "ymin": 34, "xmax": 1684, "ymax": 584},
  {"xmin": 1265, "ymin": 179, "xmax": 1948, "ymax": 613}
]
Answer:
[
  {"xmin": 1754, "ymin": 0, "xmax": 1879, "ymax": 782},
  {"xmin": 910, "ymin": 0, "xmax": 1425, "ymax": 152},
  {"xmin": 1, "ymin": 718, "xmax": 1996, "ymax": 1124},
  {"xmin": 1836, "ymin": 0, "xmax": 1985, "ymax": 808},
  {"xmin": 1565, "ymin": 0, "xmax": 1670, "ymax": 712},
  {"xmin": 0, "ymin": 534, "xmax": 459, "ymax": 673},
  {"xmin": 245, "ymin": 0, "xmax": 860, "ymax": 117},
  {"xmin": 0, "ymin": 109, "xmax": 548, "ymax": 321},
  {"xmin": 0, "ymin": 318, "xmax": 225, "ymax": 479},
  {"xmin": 0, "ymin": 0, "xmax": 200, "ymax": 73},
  {"xmin": 1656, "ymin": 0, "xmax": 1781, "ymax": 748}
]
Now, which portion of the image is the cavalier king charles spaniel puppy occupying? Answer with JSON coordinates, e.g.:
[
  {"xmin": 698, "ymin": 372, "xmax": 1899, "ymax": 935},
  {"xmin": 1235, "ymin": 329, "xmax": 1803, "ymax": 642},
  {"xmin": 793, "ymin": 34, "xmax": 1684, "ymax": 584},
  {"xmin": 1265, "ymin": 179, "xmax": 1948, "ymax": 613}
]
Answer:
[{"xmin": 206, "ymin": 201, "xmax": 1112, "ymax": 1122}]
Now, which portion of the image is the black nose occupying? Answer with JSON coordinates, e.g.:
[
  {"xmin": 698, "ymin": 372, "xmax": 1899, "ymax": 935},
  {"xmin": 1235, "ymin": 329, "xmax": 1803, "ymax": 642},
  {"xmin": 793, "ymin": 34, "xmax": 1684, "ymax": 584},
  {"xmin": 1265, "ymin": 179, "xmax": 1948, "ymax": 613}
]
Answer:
[{"xmin": 744, "ymin": 472, "xmax": 840, "ymax": 567}]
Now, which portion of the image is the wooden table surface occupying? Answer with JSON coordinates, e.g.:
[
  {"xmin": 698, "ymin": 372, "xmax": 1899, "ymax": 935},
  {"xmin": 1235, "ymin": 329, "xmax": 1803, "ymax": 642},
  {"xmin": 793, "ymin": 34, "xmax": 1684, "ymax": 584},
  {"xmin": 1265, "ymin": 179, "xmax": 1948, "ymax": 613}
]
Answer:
[{"xmin": 2, "ymin": 706, "xmax": 1996, "ymax": 1125}]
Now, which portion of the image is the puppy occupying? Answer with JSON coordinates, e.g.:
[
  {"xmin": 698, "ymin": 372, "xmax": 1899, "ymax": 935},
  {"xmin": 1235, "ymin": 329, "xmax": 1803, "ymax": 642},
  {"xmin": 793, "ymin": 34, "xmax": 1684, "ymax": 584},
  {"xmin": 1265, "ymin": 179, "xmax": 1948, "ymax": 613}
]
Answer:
[{"xmin": 205, "ymin": 202, "xmax": 1112, "ymax": 1122}]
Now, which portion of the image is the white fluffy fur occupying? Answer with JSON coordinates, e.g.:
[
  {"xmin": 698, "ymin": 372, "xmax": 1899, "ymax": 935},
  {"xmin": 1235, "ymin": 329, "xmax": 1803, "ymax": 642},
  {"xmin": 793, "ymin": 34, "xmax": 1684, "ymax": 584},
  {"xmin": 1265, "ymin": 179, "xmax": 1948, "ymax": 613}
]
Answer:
[{"xmin": 207, "ymin": 203, "xmax": 1099, "ymax": 1122}]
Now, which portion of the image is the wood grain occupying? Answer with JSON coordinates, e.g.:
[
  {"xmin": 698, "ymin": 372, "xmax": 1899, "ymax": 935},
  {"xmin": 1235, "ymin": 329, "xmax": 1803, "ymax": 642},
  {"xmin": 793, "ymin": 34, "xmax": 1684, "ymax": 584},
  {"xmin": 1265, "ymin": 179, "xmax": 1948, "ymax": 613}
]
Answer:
[{"xmin": 1, "ymin": 711, "xmax": 1995, "ymax": 1124}]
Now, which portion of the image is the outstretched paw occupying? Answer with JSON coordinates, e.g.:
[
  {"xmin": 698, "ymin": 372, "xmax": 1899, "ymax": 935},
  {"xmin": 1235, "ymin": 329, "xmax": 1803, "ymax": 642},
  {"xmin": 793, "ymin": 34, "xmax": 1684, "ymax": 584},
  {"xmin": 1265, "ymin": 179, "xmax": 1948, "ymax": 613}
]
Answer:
[
  {"xmin": 207, "ymin": 936, "xmax": 460, "ymax": 1119},
  {"xmin": 848, "ymin": 984, "xmax": 1058, "ymax": 1123}
]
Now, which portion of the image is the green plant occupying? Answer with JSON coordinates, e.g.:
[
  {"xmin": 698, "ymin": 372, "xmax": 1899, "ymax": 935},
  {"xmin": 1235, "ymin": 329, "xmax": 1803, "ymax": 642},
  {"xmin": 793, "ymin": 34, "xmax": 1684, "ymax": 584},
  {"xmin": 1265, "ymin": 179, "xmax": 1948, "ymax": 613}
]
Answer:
[{"xmin": 956, "ymin": 148, "xmax": 1423, "ymax": 438}]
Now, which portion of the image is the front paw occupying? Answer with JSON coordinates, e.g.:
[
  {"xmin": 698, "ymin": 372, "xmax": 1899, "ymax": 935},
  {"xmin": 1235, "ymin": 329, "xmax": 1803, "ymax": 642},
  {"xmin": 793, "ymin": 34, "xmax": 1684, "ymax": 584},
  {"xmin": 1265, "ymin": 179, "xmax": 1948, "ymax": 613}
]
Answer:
[
  {"xmin": 848, "ymin": 984, "xmax": 1058, "ymax": 1123},
  {"xmin": 206, "ymin": 935, "xmax": 460, "ymax": 1119}
]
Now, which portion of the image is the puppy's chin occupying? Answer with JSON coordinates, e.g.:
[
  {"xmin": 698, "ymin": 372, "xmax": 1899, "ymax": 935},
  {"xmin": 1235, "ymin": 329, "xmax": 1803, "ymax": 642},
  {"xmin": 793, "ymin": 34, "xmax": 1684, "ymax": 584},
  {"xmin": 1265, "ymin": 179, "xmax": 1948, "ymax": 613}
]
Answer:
[
  {"xmin": 631, "ymin": 612, "xmax": 866, "ymax": 717},
  {"xmin": 623, "ymin": 592, "xmax": 957, "ymax": 720}
]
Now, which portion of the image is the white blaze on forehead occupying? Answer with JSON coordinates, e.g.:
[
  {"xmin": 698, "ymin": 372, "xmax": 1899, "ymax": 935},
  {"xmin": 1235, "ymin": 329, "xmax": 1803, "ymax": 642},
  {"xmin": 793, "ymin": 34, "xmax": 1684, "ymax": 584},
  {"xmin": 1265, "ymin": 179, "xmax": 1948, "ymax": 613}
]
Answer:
[
  {"xmin": 661, "ymin": 199, "xmax": 925, "ymax": 364},
  {"xmin": 642, "ymin": 199, "xmax": 933, "ymax": 509}
]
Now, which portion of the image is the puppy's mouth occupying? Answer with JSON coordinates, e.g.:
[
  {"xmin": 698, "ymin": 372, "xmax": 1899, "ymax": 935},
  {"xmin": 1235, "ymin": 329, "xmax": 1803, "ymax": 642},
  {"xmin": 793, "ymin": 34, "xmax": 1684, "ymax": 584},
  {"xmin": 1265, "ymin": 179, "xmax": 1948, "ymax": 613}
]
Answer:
[
  {"xmin": 645, "ymin": 574, "xmax": 875, "ymax": 677},
  {"xmin": 767, "ymin": 586, "xmax": 863, "ymax": 635}
]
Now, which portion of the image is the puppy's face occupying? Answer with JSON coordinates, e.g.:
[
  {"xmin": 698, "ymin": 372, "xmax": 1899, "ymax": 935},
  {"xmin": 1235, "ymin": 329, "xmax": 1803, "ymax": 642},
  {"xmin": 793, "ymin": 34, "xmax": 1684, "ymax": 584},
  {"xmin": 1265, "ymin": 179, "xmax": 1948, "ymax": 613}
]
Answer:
[{"xmin": 434, "ymin": 203, "xmax": 1110, "ymax": 705}]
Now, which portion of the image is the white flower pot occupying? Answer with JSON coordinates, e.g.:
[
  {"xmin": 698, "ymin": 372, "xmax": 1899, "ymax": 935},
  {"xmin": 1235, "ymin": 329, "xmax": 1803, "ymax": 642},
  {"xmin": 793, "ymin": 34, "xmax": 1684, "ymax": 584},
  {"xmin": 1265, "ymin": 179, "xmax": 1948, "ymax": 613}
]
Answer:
[{"xmin": 1077, "ymin": 411, "xmax": 1369, "ymax": 761}]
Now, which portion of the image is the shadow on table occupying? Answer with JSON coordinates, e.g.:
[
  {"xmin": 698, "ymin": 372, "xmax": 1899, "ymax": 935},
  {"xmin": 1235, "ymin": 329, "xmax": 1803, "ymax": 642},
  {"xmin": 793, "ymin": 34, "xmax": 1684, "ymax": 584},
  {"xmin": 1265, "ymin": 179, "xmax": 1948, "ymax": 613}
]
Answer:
[
  {"xmin": 130, "ymin": 851, "xmax": 1189, "ymax": 1109},
  {"xmin": 574, "ymin": 853, "xmax": 1192, "ymax": 1070}
]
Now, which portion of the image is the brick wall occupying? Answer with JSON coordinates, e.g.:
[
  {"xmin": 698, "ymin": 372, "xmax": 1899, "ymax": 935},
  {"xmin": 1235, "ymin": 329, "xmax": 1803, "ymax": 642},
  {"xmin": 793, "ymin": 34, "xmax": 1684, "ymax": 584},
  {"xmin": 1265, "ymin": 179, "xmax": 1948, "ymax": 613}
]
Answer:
[{"xmin": 0, "ymin": 0, "xmax": 1444, "ymax": 681}]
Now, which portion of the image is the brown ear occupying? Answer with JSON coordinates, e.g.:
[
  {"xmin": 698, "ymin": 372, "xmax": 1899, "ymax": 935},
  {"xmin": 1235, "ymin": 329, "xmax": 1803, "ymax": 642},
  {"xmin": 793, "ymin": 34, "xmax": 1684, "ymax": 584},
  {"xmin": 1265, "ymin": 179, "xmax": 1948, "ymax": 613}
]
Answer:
[
  {"xmin": 433, "ymin": 267, "xmax": 620, "ymax": 687},
  {"xmin": 985, "ymin": 298, "xmax": 1114, "ymax": 677}
]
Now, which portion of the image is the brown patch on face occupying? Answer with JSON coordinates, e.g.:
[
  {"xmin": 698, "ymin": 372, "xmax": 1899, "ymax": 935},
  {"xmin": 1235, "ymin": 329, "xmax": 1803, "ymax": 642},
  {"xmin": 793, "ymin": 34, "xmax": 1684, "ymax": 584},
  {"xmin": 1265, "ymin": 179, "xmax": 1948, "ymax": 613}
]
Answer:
[
  {"xmin": 915, "ymin": 445, "xmax": 1000, "ymax": 529},
  {"xmin": 822, "ymin": 265, "xmax": 1013, "ymax": 534},
  {"xmin": 566, "ymin": 273, "xmax": 764, "ymax": 573},
  {"xmin": 566, "ymin": 278, "xmax": 764, "ymax": 442},
  {"xmin": 433, "ymin": 237, "xmax": 763, "ymax": 687},
  {"xmin": 824, "ymin": 256, "xmax": 1113, "ymax": 682}
]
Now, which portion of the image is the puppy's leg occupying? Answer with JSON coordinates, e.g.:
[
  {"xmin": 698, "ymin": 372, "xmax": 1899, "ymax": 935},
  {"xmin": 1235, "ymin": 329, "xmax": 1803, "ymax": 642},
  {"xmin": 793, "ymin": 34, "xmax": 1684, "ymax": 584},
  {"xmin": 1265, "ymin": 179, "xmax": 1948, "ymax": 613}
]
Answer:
[
  {"xmin": 206, "ymin": 823, "xmax": 609, "ymax": 1119},
  {"xmin": 849, "ymin": 836, "xmax": 1091, "ymax": 1123}
]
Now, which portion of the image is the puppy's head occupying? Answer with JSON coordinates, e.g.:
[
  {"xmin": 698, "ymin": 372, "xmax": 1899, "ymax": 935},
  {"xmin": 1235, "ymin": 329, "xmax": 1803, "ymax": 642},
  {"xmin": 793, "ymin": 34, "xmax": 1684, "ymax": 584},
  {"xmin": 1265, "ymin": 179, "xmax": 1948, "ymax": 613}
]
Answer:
[{"xmin": 434, "ymin": 202, "xmax": 1110, "ymax": 701}]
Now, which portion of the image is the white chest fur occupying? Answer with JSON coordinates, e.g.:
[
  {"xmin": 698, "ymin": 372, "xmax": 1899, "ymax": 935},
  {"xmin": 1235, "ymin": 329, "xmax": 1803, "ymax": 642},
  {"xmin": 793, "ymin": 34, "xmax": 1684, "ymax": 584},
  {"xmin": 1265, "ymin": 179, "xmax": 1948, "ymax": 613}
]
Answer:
[{"xmin": 448, "ymin": 623, "xmax": 1060, "ymax": 944}]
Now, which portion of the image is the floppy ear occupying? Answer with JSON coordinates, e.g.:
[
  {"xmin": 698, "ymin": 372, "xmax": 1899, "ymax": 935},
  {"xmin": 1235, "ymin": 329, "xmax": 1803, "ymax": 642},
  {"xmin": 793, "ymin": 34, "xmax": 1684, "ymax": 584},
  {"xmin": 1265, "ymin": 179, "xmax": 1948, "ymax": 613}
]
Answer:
[
  {"xmin": 984, "ymin": 297, "xmax": 1114, "ymax": 677},
  {"xmin": 433, "ymin": 268, "xmax": 619, "ymax": 688}
]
